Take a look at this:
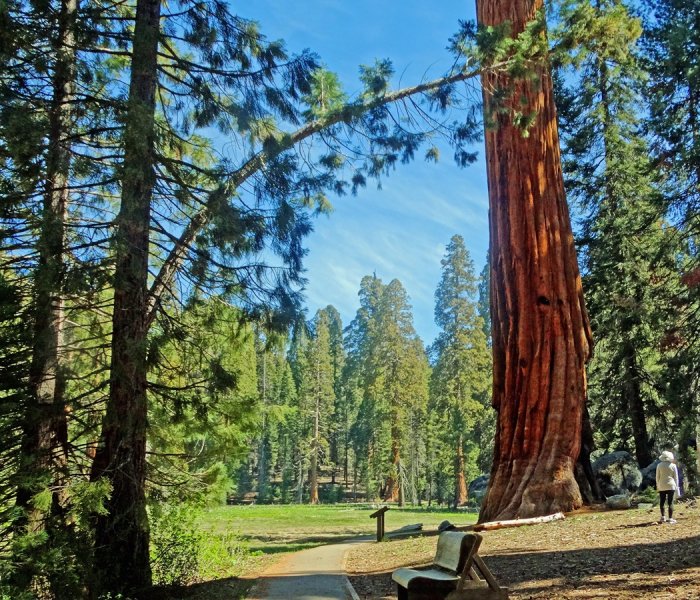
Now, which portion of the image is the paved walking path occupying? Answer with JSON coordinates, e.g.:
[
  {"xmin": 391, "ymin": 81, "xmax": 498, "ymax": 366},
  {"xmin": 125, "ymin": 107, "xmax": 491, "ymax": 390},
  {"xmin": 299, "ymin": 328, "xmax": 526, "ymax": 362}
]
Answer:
[{"xmin": 247, "ymin": 537, "xmax": 370, "ymax": 600}]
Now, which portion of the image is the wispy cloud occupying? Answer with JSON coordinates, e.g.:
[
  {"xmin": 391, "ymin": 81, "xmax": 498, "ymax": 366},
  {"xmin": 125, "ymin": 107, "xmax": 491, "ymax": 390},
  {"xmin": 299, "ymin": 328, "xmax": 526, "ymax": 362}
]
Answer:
[{"xmin": 303, "ymin": 160, "xmax": 490, "ymax": 343}]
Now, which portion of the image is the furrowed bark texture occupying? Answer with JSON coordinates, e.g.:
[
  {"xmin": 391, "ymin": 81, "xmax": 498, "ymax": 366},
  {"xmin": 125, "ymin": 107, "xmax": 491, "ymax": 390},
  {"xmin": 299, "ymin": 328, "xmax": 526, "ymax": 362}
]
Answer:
[
  {"xmin": 477, "ymin": 0, "xmax": 592, "ymax": 521},
  {"xmin": 90, "ymin": 0, "xmax": 160, "ymax": 593}
]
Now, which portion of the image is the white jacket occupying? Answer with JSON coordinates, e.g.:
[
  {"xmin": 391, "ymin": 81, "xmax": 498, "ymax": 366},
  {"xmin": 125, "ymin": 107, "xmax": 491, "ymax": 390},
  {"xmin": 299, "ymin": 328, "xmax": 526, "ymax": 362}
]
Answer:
[{"xmin": 656, "ymin": 461, "xmax": 679, "ymax": 492}]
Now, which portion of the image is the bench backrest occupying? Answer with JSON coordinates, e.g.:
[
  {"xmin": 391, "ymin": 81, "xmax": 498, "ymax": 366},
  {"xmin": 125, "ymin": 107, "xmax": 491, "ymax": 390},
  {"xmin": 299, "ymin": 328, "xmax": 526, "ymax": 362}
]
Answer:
[{"xmin": 433, "ymin": 531, "xmax": 482, "ymax": 573}]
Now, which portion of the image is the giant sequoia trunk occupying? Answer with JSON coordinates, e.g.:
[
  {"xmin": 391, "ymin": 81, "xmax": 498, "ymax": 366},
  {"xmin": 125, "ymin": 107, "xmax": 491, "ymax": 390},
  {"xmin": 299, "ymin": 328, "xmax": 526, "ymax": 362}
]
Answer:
[
  {"xmin": 384, "ymin": 431, "xmax": 403, "ymax": 505},
  {"xmin": 90, "ymin": 0, "xmax": 160, "ymax": 593},
  {"xmin": 477, "ymin": 0, "xmax": 593, "ymax": 521}
]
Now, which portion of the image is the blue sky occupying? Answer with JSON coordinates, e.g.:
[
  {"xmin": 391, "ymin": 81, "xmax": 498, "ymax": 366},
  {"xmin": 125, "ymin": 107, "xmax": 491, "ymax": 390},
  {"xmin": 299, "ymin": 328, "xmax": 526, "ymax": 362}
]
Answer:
[{"xmin": 243, "ymin": 0, "xmax": 490, "ymax": 345}]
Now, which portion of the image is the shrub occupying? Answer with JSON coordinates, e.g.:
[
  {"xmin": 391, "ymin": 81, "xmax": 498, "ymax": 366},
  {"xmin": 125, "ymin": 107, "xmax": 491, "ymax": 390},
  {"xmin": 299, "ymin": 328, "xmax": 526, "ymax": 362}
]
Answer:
[{"xmin": 149, "ymin": 503, "xmax": 203, "ymax": 587}]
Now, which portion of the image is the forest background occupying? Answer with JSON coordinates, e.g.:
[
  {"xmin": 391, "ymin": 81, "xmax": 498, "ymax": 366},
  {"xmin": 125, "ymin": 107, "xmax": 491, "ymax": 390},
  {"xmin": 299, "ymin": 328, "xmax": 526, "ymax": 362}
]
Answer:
[{"xmin": 1, "ymin": 0, "xmax": 700, "ymax": 598}]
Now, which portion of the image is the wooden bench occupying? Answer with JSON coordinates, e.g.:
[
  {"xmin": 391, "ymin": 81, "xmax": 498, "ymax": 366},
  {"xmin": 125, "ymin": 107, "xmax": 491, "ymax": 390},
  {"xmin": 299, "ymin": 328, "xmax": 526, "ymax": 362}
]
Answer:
[{"xmin": 391, "ymin": 531, "xmax": 509, "ymax": 600}]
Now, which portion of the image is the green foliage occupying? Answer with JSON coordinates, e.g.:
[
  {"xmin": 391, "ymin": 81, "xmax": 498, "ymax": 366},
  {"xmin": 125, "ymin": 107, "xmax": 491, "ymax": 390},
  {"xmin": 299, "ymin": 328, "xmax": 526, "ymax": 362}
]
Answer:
[
  {"xmin": 343, "ymin": 276, "xmax": 430, "ymax": 503},
  {"xmin": 150, "ymin": 503, "xmax": 203, "ymax": 587},
  {"xmin": 642, "ymin": 0, "xmax": 700, "ymax": 489},
  {"xmin": 197, "ymin": 529, "xmax": 253, "ymax": 581},
  {"xmin": 304, "ymin": 69, "xmax": 347, "ymax": 118},
  {"xmin": 554, "ymin": 0, "xmax": 679, "ymax": 465},
  {"xmin": 429, "ymin": 236, "xmax": 492, "ymax": 506}
]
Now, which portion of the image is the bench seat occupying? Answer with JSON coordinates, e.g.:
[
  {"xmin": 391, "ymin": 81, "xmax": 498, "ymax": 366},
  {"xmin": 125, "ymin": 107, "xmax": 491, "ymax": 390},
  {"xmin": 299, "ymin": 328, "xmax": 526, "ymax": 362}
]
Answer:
[
  {"xmin": 392, "ymin": 566, "xmax": 460, "ymax": 587},
  {"xmin": 391, "ymin": 531, "xmax": 509, "ymax": 600}
]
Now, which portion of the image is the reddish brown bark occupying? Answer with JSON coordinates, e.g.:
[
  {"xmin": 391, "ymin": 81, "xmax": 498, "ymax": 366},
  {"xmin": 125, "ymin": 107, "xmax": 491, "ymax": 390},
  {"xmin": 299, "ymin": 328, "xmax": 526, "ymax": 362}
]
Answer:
[
  {"xmin": 384, "ymin": 437, "xmax": 402, "ymax": 504},
  {"xmin": 477, "ymin": 0, "xmax": 592, "ymax": 521},
  {"xmin": 454, "ymin": 436, "xmax": 468, "ymax": 507}
]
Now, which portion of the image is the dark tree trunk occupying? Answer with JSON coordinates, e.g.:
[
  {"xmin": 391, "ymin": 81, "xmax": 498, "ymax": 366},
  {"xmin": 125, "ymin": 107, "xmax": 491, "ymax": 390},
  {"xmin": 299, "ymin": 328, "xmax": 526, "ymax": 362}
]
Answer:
[
  {"xmin": 16, "ymin": 0, "xmax": 76, "ymax": 532},
  {"xmin": 575, "ymin": 405, "xmax": 603, "ymax": 503},
  {"xmin": 90, "ymin": 0, "xmax": 160, "ymax": 594},
  {"xmin": 477, "ymin": 0, "xmax": 593, "ymax": 522},
  {"xmin": 624, "ymin": 346, "xmax": 653, "ymax": 468}
]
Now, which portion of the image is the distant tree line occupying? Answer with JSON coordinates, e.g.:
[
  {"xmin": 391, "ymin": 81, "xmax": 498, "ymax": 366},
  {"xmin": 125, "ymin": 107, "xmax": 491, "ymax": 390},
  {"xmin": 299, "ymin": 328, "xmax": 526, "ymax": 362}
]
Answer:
[{"xmin": 236, "ymin": 235, "xmax": 492, "ymax": 508}]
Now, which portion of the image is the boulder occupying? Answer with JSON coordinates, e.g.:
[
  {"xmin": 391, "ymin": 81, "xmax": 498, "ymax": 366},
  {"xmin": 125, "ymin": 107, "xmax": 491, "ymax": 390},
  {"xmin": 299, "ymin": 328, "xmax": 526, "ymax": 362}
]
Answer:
[
  {"xmin": 593, "ymin": 451, "xmax": 642, "ymax": 497},
  {"xmin": 468, "ymin": 475, "xmax": 490, "ymax": 504},
  {"xmin": 640, "ymin": 460, "xmax": 660, "ymax": 491},
  {"xmin": 605, "ymin": 494, "xmax": 632, "ymax": 510}
]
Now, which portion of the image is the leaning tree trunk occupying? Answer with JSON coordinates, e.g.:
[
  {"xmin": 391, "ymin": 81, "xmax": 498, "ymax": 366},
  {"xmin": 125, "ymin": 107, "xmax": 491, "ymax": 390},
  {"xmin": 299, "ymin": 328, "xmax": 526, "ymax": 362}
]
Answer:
[
  {"xmin": 90, "ymin": 0, "xmax": 160, "ymax": 594},
  {"xmin": 477, "ymin": 0, "xmax": 593, "ymax": 521}
]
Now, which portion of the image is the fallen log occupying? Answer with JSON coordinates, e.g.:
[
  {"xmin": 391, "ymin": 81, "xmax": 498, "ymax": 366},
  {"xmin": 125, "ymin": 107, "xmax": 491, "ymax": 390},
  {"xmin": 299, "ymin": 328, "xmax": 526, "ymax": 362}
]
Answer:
[{"xmin": 474, "ymin": 512, "xmax": 565, "ymax": 532}]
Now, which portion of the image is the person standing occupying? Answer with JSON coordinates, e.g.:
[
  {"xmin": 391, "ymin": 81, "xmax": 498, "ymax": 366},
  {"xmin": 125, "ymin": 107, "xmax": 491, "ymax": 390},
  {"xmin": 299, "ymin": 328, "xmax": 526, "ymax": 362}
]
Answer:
[{"xmin": 656, "ymin": 450, "xmax": 680, "ymax": 524}]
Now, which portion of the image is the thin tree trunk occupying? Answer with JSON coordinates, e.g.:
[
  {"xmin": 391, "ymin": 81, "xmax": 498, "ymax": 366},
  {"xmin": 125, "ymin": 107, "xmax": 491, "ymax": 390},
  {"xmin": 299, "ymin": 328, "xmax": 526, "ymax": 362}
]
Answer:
[
  {"xmin": 477, "ymin": 0, "xmax": 593, "ymax": 521},
  {"xmin": 16, "ymin": 0, "xmax": 77, "ymax": 533},
  {"xmin": 623, "ymin": 346, "xmax": 652, "ymax": 467},
  {"xmin": 454, "ymin": 435, "xmax": 468, "ymax": 507},
  {"xmin": 90, "ymin": 0, "xmax": 160, "ymax": 593},
  {"xmin": 309, "ymin": 393, "xmax": 320, "ymax": 504},
  {"xmin": 694, "ymin": 378, "xmax": 700, "ymax": 495}
]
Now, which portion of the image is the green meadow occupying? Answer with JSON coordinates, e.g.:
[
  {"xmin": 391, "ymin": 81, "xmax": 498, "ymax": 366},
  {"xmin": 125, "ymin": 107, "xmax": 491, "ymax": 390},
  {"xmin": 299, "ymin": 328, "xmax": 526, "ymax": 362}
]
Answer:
[{"xmin": 189, "ymin": 503, "xmax": 475, "ymax": 581}]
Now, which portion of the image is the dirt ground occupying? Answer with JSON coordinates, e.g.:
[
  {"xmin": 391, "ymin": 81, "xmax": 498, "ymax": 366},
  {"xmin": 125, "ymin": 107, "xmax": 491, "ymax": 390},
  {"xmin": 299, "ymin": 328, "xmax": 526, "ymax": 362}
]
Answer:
[{"xmin": 346, "ymin": 498, "xmax": 700, "ymax": 599}]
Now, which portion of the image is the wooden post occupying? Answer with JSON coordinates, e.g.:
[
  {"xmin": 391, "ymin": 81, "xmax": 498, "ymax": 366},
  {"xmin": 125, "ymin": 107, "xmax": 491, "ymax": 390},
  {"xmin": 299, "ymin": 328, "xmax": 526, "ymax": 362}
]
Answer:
[{"xmin": 370, "ymin": 506, "xmax": 390, "ymax": 541}]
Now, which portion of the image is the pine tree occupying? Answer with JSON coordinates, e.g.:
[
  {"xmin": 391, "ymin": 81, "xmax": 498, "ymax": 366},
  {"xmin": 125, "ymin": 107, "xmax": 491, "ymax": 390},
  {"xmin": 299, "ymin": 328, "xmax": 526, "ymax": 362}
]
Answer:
[
  {"xmin": 302, "ymin": 309, "xmax": 336, "ymax": 504},
  {"xmin": 642, "ymin": 0, "xmax": 700, "ymax": 488},
  {"xmin": 324, "ymin": 306, "xmax": 345, "ymax": 486},
  {"xmin": 345, "ymin": 276, "xmax": 428, "ymax": 504},
  {"xmin": 430, "ymin": 236, "xmax": 491, "ymax": 506},
  {"xmin": 555, "ymin": 0, "xmax": 673, "ymax": 468}
]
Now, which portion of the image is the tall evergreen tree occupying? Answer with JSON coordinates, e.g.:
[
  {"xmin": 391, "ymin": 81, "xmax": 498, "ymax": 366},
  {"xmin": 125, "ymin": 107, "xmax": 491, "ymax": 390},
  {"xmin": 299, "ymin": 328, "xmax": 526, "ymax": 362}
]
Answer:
[
  {"xmin": 430, "ymin": 236, "xmax": 491, "ymax": 506},
  {"xmin": 555, "ymin": 0, "xmax": 673, "ymax": 468},
  {"xmin": 324, "ymin": 305, "xmax": 345, "ymax": 485},
  {"xmin": 345, "ymin": 276, "xmax": 428, "ymax": 504},
  {"xmin": 301, "ymin": 309, "xmax": 336, "ymax": 504},
  {"xmin": 642, "ymin": 0, "xmax": 700, "ymax": 487}
]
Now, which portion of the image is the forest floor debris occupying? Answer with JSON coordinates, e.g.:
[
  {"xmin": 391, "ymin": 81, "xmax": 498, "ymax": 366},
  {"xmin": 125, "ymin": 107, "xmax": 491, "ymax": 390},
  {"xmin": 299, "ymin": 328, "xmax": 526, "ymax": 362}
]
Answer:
[{"xmin": 346, "ymin": 499, "xmax": 700, "ymax": 599}]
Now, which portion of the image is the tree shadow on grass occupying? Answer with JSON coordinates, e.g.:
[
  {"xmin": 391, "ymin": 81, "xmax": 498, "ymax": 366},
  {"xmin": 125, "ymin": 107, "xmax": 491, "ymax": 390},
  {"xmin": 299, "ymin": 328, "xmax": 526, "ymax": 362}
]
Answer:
[
  {"xmin": 148, "ymin": 576, "xmax": 253, "ymax": 600},
  {"xmin": 247, "ymin": 541, "xmax": 327, "ymax": 554},
  {"xmin": 245, "ymin": 532, "xmax": 373, "ymax": 554},
  {"xmin": 349, "ymin": 535, "xmax": 700, "ymax": 599}
]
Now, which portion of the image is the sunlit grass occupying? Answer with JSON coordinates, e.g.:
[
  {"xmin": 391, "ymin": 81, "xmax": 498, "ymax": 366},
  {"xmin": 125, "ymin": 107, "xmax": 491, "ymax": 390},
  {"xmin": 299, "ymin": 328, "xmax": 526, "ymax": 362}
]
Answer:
[{"xmin": 199, "ymin": 503, "xmax": 478, "ymax": 557}]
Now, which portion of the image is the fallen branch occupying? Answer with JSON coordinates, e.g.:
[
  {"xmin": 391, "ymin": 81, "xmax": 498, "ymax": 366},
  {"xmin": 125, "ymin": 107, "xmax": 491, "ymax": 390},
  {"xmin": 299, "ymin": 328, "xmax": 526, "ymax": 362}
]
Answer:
[{"xmin": 474, "ymin": 512, "xmax": 565, "ymax": 531}]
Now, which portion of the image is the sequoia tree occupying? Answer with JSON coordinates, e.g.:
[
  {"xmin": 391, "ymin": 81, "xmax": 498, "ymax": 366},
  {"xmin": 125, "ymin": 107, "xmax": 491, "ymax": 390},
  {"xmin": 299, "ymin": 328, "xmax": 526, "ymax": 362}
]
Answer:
[{"xmin": 477, "ymin": 0, "xmax": 593, "ymax": 521}]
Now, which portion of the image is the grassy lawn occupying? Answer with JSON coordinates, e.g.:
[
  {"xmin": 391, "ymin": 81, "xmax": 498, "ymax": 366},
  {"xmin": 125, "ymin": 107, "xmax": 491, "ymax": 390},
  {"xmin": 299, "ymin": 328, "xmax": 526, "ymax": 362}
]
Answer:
[
  {"xmin": 200, "ymin": 503, "xmax": 476, "ymax": 549},
  {"xmin": 157, "ymin": 504, "xmax": 477, "ymax": 599}
]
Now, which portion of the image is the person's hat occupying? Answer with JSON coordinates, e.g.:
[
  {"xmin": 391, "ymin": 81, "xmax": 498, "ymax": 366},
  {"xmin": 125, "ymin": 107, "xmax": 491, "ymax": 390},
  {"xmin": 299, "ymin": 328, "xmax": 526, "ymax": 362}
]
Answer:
[{"xmin": 659, "ymin": 450, "xmax": 675, "ymax": 462}]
